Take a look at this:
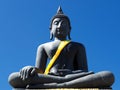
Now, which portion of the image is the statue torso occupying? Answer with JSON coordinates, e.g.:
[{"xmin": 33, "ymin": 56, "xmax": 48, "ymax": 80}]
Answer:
[{"xmin": 43, "ymin": 41, "xmax": 84, "ymax": 75}]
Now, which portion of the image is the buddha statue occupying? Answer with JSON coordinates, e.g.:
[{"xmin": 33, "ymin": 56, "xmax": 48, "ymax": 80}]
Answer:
[{"xmin": 8, "ymin": 6, "xmax": 114, "ymax": 89}]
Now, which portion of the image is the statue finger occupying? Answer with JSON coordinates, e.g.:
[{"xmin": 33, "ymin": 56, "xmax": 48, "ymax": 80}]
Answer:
[
  {"xmin": 24, "ymin": 68, "xmax": 29, "ymax": 80},
  {"xmin": 20, "ymin": 69, "xmax": 24, "ymax": 79},
  {"xmin": 31, "ymin": 68, "xmax": 36, "ymax": 76},
  {"xmin": 22, "ymin": 69, "xmax": 26, "ymax": 80},
  {"xmin": 26, "ymin": 68, "xmax": 32, "ymax": 78},
  {"xmin": 19, "ymin": 69, "xmax": 22, "ymax": 79}
]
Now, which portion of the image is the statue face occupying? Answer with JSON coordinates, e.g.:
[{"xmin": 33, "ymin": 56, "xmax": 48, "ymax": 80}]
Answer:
[{"xmin": 51, "ymin": 17, "xmax": 70, "ymax": 39}]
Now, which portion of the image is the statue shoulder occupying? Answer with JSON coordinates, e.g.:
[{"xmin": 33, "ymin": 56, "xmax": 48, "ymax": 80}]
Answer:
[
  {"xmin": 37, "ymin": 41, "xmax": 57, "ymax": 52},
  {"xmin": 70, "ymin": 41, "xmax": 86, "ymax": 56},
  {"xmin": 37, "ymin": 42, "xmax": 52, "ymax": 49},
  {"xmin": 71, "ymin": 41, "xmax": 85, "ymax": 49}
]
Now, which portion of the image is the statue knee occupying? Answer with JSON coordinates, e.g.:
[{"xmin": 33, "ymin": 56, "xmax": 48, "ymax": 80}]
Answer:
[
  {"xmin": 102, "ymin": 71, "xmax": 115, "ymax": 85},
  {"xmin": 8, "ymin": 72, "xmax": 19, "ymax": 87},
  {"xmin": 97, "ymin": 71, "xmax": 115, "ymax": 87},
  {"xmin": 8, "ymin": 72, "xmax": 25, "ymax": 88}
]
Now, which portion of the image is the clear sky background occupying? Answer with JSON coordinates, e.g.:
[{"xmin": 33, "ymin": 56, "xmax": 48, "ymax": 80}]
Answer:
[{"xmin": 0, "ymin": 0, "xmax": 120, "ymax": 89}]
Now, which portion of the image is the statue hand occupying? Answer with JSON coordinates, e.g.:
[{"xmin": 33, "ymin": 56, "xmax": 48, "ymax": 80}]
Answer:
[{"xmin": 19, "ymin": 66, "xmax": 36, "ymax": 81}]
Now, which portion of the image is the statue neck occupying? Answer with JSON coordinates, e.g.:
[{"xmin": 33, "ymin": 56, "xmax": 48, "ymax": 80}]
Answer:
[{"xmin": 54, "ymin": 37, "xmax": 67, "ymax": 41}]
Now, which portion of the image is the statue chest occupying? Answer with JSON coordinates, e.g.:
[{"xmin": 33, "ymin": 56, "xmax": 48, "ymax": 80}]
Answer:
[
  {"xmin": 45, "ymin": 42, "xmax": 77, "ymax": 61},
  {"xmin": 44, "ymin": 43, "xmax": 59, "ymax": 59}
]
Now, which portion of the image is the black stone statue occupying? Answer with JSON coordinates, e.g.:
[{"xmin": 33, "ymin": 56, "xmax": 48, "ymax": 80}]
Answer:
[{"xmin": 8, "ymin": 6, "xmax": 114, "ymax": 89}]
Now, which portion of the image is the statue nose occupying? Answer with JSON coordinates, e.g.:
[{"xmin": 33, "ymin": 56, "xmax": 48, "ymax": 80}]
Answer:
[
  {"xmin": 57, "ymin": 23, "xmax": 62, "ymax": 29},
  {"xmin": 57, "ymin": 21, "xmax": 63, "ymax": 29}
]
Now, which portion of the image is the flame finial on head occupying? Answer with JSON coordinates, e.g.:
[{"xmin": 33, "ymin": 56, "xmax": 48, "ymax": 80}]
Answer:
[{"xmin": 57, "ymin": 6, "xmax": 63, "ymax": 14}]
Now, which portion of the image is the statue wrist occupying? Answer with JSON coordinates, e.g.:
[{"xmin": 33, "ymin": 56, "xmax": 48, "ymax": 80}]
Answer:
[{"xmin": 35, "ymin": 67, "xmax": 43, "ymax": 74}]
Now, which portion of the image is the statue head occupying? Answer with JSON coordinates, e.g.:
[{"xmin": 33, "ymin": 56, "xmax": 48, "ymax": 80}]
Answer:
[{"xmin": 49, "ymin": 6, "xmax": 71, "ymax": 40}]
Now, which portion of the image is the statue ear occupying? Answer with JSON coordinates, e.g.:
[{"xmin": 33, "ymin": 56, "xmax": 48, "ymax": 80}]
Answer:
[
  {"xmin": 68, "ymin": 27, "xmax": 71, "ymax": 40},
  {"xmin": 68, "ymin": 32, "xmax": 71, "ymax": 40},
  {"xmin": 50, "ymin": 32, "xmax": 53, "ymax": 40}
]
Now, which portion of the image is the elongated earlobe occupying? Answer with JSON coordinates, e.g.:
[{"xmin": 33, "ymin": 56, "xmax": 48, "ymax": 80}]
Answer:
[
  {"xmin": 68, "ymin": 32, "xmax": 71, "ymax": 40},
  {"xmin": 50, "ymin": 32, "xmax": 53, "ymax": 40}
]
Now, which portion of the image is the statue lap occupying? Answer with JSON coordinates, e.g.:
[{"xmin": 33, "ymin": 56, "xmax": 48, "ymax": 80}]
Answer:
[{"xmin": 9, "ymin": 71, "xmax": 114, "ymax": 89}]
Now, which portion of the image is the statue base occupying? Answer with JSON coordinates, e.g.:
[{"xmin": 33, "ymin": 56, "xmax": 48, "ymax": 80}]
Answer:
[{"xmin": 13, "ymin": 88, "xmax": 112, "ymax": 90}]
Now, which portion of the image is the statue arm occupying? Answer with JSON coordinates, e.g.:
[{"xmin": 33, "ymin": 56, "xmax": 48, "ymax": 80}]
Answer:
[
  {"xmin": 18, "ymin": 45, "xmax": 47, "ymax": 80},
  {"xmin": 76, "ymin": 44, "xmax": 88, "ymax": 72},
  {"xmin": 35, "ymin": 44, "xmax": 48, "ymax": 73}
]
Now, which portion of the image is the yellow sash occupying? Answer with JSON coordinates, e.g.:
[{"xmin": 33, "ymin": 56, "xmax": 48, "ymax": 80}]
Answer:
[{"xmin": 44, "ymin": 40, "xmax": 71, "ymax": 75}]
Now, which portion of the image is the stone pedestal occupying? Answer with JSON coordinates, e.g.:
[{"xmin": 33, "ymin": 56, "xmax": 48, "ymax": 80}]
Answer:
[{"xmin": 13, "ymin": 88, "xmax": 112, "ymax": 90}]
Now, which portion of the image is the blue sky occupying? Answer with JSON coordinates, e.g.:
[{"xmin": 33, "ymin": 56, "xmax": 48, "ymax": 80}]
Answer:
[{"xmin": 0, "ymin": 0, "xmax": 120, "ymax": 89}]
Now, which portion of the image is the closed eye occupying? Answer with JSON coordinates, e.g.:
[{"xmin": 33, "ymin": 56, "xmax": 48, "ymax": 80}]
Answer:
[{"xmin": 54, "ymin": 21, "xmax": 59, "ymax": 25}]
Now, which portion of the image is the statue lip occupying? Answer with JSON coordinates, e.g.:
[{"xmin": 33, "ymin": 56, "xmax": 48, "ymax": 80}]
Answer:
[
  {"xmin": 57, "ymin": 31, "xmax": 65, "ymax": 35},
  {"xmin": 57, "ymin": 29, "xmax": 64, "ymax": 34}
]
